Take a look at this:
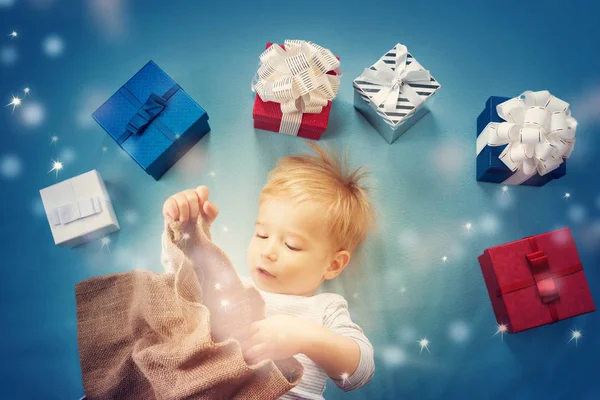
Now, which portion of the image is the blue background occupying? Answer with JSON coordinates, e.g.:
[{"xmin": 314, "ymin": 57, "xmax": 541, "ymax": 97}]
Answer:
[{"xmin": 1, "ymin": 0, "xmax": 599, "ymax": 399}]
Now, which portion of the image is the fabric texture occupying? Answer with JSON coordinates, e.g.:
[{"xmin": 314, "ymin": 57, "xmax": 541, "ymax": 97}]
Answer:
[{"xmin": 75, "ymin": 214, "xmax": 303, "ymax": 399}]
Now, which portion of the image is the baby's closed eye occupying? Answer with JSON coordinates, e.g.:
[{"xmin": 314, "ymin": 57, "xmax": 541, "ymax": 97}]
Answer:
[{"xmin": 255, "ymin": 233, "xmax": 301, "ymax": 251}]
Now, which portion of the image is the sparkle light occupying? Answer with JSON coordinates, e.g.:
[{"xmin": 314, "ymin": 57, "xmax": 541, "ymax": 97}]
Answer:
[
  {"xmin": 464, "ymin": 222, "xmax": 475, "ymax": 234},
  {"xmin": 418, "ymin": 338, "xmax": 430, "ymax": 354},
  {"xmin": 50, "ymin": 135, "xmax": 58, "ymax": 145},
  {"xmin": 220, "ymin": 299, "xmax": 230, "ymax": 309},
  {"xmin": 23, "ymin": 87, "xmax": 30, "ymax": 95},
  {"xmin": 215, "ymin": 282, "xmax": 223, "ymax": 291},
  {"xmin": 493, "ymin": 323, "xmax": 508, "ymax": 341},
  {"xmin": 181, "ymin": 232, "xmax": 190, "ymax": 242},
  {"xmin": 568, "ymin": 329, "xmax": 582, "ymax": 347},
  {"xmin": 9, "ymin": 31, "xmax": 17, "ymax": 39},
  {"xmin": 102, "ymin": 146, "xmax": 108, "ymax": 153},
  {"xmin": 5, "ymin": 96, "xmax": 21, "ymax": 111},
  {"xmin": 564, "ymin": 192, "xmax": 571, "ymax": 200},
  {"xmin": 222, "ymin": 225, "xmax": 229, "ymax": 233},
  {"xmin": 340, "ymin": 372, "xmax": 350, "ymax": 386},
  {"xmin": 100, "ymin": 236, "xmax": 111, "ymax": 252},
  {"xmin": 400, "ymin": 287, "xmax": 406, "ymax": 295},
  {"xmin": 48, "ymin": 159, "xmax": 63, "ymax": 178},
  {"xmin": 502, "ymin": 185, "xmax": 509, "ymax": 194},
  {"xmin": 209, "ymin": 171, "xmax": 216, "ymax": 177},
  {"xmin": 442, "ymin": 256, "xmax": 448, "ymax": 263}
]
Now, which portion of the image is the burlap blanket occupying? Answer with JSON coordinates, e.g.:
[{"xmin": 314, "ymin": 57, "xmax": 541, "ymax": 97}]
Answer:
[{"xmin": 75, "ymin": 214, "xmax": 303, "ymax": 399}]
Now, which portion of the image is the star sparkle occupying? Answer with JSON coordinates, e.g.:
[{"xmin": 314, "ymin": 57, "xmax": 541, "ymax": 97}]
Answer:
[
  {"xmin": 48, "ymin": 159, "xmax": 63, "ymax": 178},
  {"xmin": 100, "ymin": 236, "xmax": 111, "ymax": 252},
  {"xmin": 568, "ymin": 329, "xmax": 582, "ymax": 347},
  {"xmin": 493, "ymin": 323, "xmax": 508, "ymax": 341},
  {"xmin": 6, "ymin": 96, "xmax": 21, "ymax": 111},
  {"xmin": 418, "ymin": 338, "xmax": 430, "ymax": 354}
]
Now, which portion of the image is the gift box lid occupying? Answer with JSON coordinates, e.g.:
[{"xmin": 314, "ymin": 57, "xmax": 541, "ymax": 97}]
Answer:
[
  {"xmin": 92, "ymin": 61, "xmax": 208, "ymax": 170},
  {"xmin": 353, "ymin": 44, "xmax": 441, "ymax": 129},
  {"xmin": 483, "ymin": 228, "xmax": 583, "ymax": 297}
]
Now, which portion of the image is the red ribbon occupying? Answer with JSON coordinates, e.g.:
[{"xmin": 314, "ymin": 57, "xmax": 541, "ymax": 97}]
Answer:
[{"xmin": 496, "ymin": 236, "xmax": 582, "ymax": 323}]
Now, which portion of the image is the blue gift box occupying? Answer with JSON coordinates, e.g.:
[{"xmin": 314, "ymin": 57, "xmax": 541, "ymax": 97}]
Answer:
[
  {"xmin": 476, "ymin": 96, "xmax": 566, "ymax": 186},
  {"xmin": 92, "ymin": 61, "xmax": 210, "ymax": 180}
]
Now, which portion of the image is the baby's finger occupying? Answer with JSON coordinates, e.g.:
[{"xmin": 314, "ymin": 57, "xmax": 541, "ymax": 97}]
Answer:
[
  {"xmin": 184, "ymin": 189, "xmax": 200, "ymax": 221},
  {"xmin": 174, "ymin": 193, "xmax": 190, "ymax": 223},
  {"xmin": 163, "ymin": 198, "xmax": 179, "ymax": 221},
  {"xmin": 195, "ymin": 186, "xmax": 210, "ymax": 205},
  {"xmin": 244, "ymin": 344, "xmax": 269, "ymax": 364},
  {"xmin": 203, "ymin": 201, "xmax": 219, "ymax": 223}
]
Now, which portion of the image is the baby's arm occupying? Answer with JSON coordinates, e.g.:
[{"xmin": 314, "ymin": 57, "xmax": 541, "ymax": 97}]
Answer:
[{"xmin": 302, "ymin": 297, "xmax": 375, "ymax": 392}]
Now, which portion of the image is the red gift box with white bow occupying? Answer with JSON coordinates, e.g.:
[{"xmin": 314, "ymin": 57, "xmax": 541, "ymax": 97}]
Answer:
[
  {"xmin": 478, "ymin": 227, "xmax": 595, "ymax": 334},
  {"xmin": 252, "ymin": 40, "xmax": 341, "ymax": 140}
]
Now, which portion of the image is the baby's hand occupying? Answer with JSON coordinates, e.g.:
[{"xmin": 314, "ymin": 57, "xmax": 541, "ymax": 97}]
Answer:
[
  {"xmin": 162, "ymin": 186, "xmax": 219, "ymax": 229},
  {"xmin": 231, "ymin": 315, "xmax": 317, "ymax": 365}
]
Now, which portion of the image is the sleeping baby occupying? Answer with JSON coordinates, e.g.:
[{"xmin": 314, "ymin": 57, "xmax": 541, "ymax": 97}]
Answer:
[{"xmin": 160, "ymin": 142, "xmax": 376, "ymax": 399}]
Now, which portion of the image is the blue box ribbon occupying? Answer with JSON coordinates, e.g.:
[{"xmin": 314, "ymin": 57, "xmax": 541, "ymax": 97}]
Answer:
[{"xmin": 117, "ymin": 84, "xmax": 180, "ymax": 145}]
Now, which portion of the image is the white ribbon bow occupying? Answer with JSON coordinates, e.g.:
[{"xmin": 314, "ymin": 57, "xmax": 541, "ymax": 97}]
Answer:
[
  {"xmin": 49, "ymin": 196, "xmax": 103, "ymax": 226},
  {"xmin": 252, "ymin": 40, "xmax": 342, "ymax": 136},
  {"xmin": 476, "ymin": 90, "xmax": 577, "ymax": 185},
  {"xmin": 355, "ymin": 43, "xmax": 432, "ymax": 113}
]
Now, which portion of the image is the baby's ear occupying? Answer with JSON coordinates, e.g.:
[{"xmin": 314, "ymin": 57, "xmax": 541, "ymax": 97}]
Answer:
[{"xmin": 324, "ymin": 250, "xmax": 351, "ymax": 280}]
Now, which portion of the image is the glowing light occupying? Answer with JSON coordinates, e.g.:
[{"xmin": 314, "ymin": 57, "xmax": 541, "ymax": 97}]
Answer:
[
  {"xmin": 340, "ymin": 372, "xmax": 350, "ymax": 386},
  {"xmin": 215, "ymin": 282, "xmax": 222, "ymax": 291},
  {"xmin": 568, "ymin": 329, "xmax": 582, "ymax": 347},
  {"xmin": 220, "ymin": 299, "xmax": 230, "ymax": 309},
  {"xmin": 209, "ymin": 171, "xmax": 216, "ymax": 177},
  {"xmin": 442, "ymin": 256, "xmax": 448, "ymax": 263},
  {"xmin": 400, "ymin": 287, "xmax": 406, "ymax": 295},
  {"xmin": 50, "ymin": 136, "xmax": 58, "ymax": 145},
  {"xmin": 502, "ymin": 185, "xmax": 509, "ymax": 194},
  {"xmin": 5, "ymin": 96, "xmax": 21, "ymax": 111},
  {"xmin": 493, "ymin": 323, "xmax": 508, "ymax": 341},
  {"xmin": 564, "ymin": 192, "xmax": 571, "ymax": 200},
  {"xmin": 9, "ymin": 31, "xmax": 17, "ymax": 39},
  {"xmin": 102, "ymin": 146, "xmax": 108, "ymax": 153},
  {"xmin": 418, "ymin": 338, "xmax": 430, "ymax": 354},
  {"xmin": 464, "ymin": 222, "xmax": 475, "ymax": 233},
  {"xmin": 48, "ymin": 159, "xmax": 63, "ymax": 178},
  {"xmin": 23, "ymin": 87, "xmax": 30, "ymax": 95},
  {"xmin": 100, "ymin": 236, "xmax": 111, "ymax": 252}
]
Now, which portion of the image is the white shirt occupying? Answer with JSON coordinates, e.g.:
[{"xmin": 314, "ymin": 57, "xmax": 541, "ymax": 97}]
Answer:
[{"xmin": 161, "ymin": 234, "xmax": 375, "ymax": 399}]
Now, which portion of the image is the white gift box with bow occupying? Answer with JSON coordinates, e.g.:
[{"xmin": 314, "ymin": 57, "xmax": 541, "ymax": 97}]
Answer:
[
  {"xmin": 39, "ymin": 170, "xmax": 120, "ymax": 247},
  {"xmin": 353, "ymin": 43, "xmax": 441, "ymax": 144},
  {"xmin": 476, "ymin": 90, "xmax": 577, "ymax": 185}
]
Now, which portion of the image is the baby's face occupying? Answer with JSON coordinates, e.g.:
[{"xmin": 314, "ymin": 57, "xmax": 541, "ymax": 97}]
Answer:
[{"xmin": 247, "ymin": 197, "xmax": 336, "ymax": 296}]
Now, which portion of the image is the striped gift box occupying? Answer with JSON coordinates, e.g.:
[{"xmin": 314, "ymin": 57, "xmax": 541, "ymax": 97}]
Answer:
[{"xmin": 353, "ymin": 44, "xmax": 441, "ymax": 144}]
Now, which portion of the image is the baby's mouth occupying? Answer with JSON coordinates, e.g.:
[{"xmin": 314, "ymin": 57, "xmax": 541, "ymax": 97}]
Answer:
[{"xmin": 257, "ymin": 266, "xmax": 275, "ymax": 278}]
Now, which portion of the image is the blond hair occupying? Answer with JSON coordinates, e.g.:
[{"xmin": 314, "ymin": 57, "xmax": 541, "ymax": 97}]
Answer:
[{"xmin": 260, "ymin": 142, "xmax": 376, "ymax": 254}]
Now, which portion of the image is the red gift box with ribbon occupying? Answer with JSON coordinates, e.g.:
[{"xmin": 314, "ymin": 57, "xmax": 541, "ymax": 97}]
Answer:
[
  {"xmin": 252, "ymin": 41, "xmax": 341, "ymax": 140},
  {"xmin": 478, "ymin": 227, "xmax": 595, "ymax": 334}
]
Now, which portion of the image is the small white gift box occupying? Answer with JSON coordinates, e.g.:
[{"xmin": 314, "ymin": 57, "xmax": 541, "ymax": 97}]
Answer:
[
  {"xmin": 353, "ymin": 43, "xmax": 441, "ymax": 144},
  {"xmin": 39, "ymin": 170, "xmax": 120, "ymax": 247}
]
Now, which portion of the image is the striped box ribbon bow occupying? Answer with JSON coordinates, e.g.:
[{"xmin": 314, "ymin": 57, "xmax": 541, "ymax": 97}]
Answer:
[
  {"xmin": 353, "ymin": 43, "xmax": 441, "ymax": 128},
  {"xmin": 252, "ymin": 40, "xmax": 342, "ymax": 136},
  {"xmin": 476, "ymin": 90, "xmax": 577, "ymax": 185}
]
